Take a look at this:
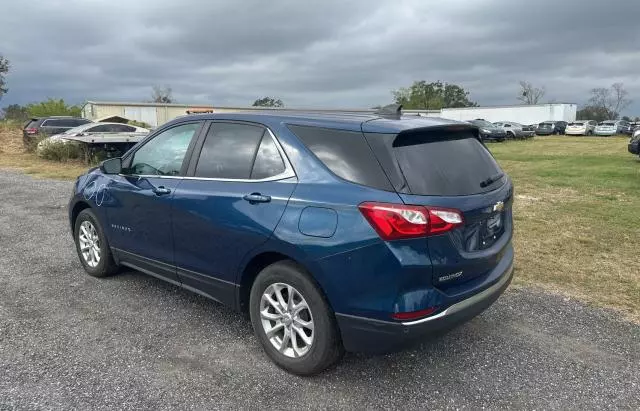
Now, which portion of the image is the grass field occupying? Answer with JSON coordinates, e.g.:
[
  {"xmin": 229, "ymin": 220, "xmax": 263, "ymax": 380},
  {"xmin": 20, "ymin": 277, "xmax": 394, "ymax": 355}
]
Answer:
[
  {"xmin": 0, "ymin": 123, "xmax": 88, "ymax": 179},
  {"xmin": 1, "ymin": 123, "xmax": 639, "ymax": 320},
  {"xmin": 489, "ymin": 136, "xmax": 640, "ymax": 321}
]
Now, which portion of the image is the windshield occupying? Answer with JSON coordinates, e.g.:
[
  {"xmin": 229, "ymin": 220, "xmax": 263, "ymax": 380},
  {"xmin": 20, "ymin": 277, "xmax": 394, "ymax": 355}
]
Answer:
[
  {"xmin": 470, "ymin": 120, "xmax": 494, "ymax": 127},
  {"xmin": 599, "ymin": 122, "xmax": 615, "ymax": 125},
  {"xmin": 62, "ymin": 123, "xmax": 94, "ymax": 134},
  {"xmin": 540, "ymin": 122, "xmax": 553, "ymax": 126}
]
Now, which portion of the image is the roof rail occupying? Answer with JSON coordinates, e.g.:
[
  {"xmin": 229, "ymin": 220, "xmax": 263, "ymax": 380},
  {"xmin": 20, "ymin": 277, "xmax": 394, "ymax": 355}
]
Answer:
[{"xmin": 375, "ymin": 104, "xmax": 402, "ymax": 120}]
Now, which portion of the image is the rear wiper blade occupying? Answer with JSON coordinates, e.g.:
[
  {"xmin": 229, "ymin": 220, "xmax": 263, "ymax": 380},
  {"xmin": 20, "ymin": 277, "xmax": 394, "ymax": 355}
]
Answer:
[{"xmin": 480, "ymin": 173, "xmax": 504, "ymax": 188}]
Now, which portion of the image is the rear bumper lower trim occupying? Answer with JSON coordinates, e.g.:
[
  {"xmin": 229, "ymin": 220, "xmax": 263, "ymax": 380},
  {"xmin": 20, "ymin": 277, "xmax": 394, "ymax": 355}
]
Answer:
[{"xmin": 401, "ymin": 263, "xmax": 513, "ymax": 325}]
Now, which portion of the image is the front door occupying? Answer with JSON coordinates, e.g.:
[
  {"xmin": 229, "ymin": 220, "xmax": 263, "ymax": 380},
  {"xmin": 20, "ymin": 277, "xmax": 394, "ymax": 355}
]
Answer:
[
  {"xmin": 105, "ymin": 121, "xmax": 204, "ymax": 283},
  {"xmin": 171, "ymin": 122, "xmax": 297, "ymax": 305}
]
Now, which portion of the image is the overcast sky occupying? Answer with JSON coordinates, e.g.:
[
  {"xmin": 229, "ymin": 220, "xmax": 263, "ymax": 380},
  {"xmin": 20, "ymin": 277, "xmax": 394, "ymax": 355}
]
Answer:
[{"xmin": 1, "ymin": 0, "xmax": 639, "ymax": 114}]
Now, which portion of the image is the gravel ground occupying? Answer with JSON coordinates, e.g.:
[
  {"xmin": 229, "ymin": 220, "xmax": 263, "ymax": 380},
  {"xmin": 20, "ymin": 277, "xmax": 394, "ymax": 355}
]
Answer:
[{"xmin": 0, "ymin": 169, "xmax": 638, "ymax": 410}]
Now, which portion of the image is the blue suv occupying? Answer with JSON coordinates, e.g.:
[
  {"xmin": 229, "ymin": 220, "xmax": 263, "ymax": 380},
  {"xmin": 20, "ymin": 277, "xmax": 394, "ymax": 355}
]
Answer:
[{"xmin": 69, "ymin": 107, "xmax": 514, "ymax": 375}]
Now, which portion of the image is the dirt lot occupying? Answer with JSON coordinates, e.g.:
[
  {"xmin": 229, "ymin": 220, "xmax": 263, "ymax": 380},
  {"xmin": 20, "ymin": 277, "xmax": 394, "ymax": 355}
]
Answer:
[{"xmin": 0, "ymin": 169, "xmax": 638, "ymax": 409}]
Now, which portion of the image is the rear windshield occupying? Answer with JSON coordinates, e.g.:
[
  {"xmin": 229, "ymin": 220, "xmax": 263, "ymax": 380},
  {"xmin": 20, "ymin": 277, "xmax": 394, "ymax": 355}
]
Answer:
[
  {"xmin": 569, "ymin": 122, "xmax": 585, "ymax": 126},
  {"xmin": 599, "ymin": 122, "xmax": 615, "ymax": 125},
  {"xmin": 24, "ymin": 119, "xmax": 40, "ymax": 129},
  {"xmin": 540, "ymin": 122, "xmax": 553, "ymax": 126},
  {"xmin": 392, "ymin": 131, "xmax": 504, "ymax": 196}
]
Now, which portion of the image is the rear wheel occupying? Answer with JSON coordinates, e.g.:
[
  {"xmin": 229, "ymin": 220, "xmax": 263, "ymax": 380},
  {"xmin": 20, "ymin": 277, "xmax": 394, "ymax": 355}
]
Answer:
[{"xmin": 249, "ymin": 261, "xmax": 343, "ymax": 375}]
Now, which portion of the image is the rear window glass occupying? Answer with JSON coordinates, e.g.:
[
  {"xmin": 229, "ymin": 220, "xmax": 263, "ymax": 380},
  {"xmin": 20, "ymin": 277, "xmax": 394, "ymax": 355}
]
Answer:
[
  {"xmin": 42, "ymin": 118, "xmax": 90, "ymax": 127},
  {"xmin": 392, "ymin": 132, "xmax": 504, "ymax": 196},
  {"xmin": 569, "ymin": 122, "xmax": 585, "ymax": 126},
  {"xmin": 287, "ymin": 125, "xmax": 392, "ymax": 191},
  {"xmin": 25, "ymin": 119, "xmax": 40, "ymax": 129}
]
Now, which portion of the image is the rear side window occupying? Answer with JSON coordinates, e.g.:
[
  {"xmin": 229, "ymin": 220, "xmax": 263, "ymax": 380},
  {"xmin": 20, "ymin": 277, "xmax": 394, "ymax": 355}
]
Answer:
[
  {"xmin": 251, "ymin": 134, "xmax": 286, "ymax": 179},
  {"xmin": 391, "ymin": 131, "xmax": 503, "ymax": 196},
  {"xmin": 195, "ymin": 122, "xmax": 265, "ymax": 179},
  {"xmin": 287, "ymin": 125, "xmax": 392, "ymax": 191}
]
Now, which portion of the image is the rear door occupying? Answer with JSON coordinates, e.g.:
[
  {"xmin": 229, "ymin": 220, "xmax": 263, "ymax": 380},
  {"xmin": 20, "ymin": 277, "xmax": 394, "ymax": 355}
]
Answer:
[
  {"xmin": 364, "ymin": 126, "xmax": 513, "ymax": 293},
  {"xmin": 171, "ymin": 121, "xmax": 297, "ymax": 305}
]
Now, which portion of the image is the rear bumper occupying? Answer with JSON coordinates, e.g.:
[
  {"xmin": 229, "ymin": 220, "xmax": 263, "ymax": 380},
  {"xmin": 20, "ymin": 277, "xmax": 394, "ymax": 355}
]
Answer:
[
  {"xmin": 535, "ymin": 130, "xmax": 554, "ymax": 135},
  {"xmin": 594, "ymin": 130, "xmax": 616, "ymax": 136},
  {"xmin": 336, "ymin": 262, "xmax": 514, "ymax": 353}
]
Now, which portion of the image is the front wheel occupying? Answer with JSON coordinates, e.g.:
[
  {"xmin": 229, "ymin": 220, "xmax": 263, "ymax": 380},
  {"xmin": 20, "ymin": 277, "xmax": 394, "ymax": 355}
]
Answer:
[
  {"xmin": 249, "ymin": 261, "xmax": 344, "ymax": 375},
  {"xmin": 74, "ymin": 208, "xmax": 119, "ymax": 277}
]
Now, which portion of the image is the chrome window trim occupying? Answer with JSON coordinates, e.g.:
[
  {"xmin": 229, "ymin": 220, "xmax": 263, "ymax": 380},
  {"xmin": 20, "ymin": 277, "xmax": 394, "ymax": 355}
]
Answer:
[{"xmin": 121, "ymin": 127, "xmax": 296, "ymax": 183}]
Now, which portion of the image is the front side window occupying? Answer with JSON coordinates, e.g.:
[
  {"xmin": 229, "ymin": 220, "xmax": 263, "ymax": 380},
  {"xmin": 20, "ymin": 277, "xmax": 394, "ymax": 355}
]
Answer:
[
  {"xmin": 128, "ymin": 122, "xmax": 200, "ymax": 176},
  {"xmin": 194, "ymin": 122, "xmax": 265, "ymax": 179}
]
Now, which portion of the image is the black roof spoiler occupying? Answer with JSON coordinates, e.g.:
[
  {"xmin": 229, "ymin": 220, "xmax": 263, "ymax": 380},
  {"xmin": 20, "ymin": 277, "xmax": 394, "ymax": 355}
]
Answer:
[{"xmin": 375, "ymin": 104, "xmax": 402, "ymax": 120}]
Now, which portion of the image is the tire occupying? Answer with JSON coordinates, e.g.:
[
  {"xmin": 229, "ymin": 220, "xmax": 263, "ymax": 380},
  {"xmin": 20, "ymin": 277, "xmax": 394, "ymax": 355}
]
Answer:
[
  {"xmin": 74, "ymin": 208, "xmax": 119, "ymax": 278},
  {"xmin": 249, "ymin": 261, "xmax": 344, "ymax": 375}
]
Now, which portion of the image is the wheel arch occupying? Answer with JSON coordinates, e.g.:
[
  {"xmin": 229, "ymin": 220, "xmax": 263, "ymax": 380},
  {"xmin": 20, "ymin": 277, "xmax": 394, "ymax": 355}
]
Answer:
[
  {"xmin": 236, "ymin": 248, "xmax": 333, "ymax": 316},
  {"xmin": 70, "ymin": 200, "xmax": 92, "ymax": 233}
]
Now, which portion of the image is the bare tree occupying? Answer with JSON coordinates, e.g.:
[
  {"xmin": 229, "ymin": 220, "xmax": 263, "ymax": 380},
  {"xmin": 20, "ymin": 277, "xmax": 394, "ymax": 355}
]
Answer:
[
  {"xmin": 0, "ymin": 55, "xmax": 9, "ymax": 100},
  {"xmin": 587, "ymin": 83, "xmax": 631, "ymax": 120},
  {"xmin": 611, "ymin": 83, "xmax": 631, "ymax": 118},
  {"xmin": 151, "ymin": 85, "xmax": 174, "ymax": 103},
  {"xmin": 517, "ymin": 81, "xmax": 545, "ymax": 105}
]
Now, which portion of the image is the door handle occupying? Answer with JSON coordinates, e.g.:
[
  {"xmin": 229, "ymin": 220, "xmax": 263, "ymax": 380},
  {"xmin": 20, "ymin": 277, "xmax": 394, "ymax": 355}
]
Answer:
[
  {"xmin": 243, "ymin": 193, "xmax": 271, "ymax": 203},
  {"xmin": 152, "ymin": 186, "xmax": 172, "ymax": 196}
]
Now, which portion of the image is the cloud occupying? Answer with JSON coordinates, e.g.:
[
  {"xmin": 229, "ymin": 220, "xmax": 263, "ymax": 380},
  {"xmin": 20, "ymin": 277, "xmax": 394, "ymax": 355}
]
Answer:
[{"xmin": 0, "ymin": 0, "xmax": 638, "ymax": 114}]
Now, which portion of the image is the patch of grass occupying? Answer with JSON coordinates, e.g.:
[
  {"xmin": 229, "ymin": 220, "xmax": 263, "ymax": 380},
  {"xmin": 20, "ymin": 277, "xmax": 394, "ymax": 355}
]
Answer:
[
  {"xmin": 489, "ymin": 136, "xmax": 640, "ymax": 321},
  {"xmin": 0, "ymin": 123, "xmax": 89, "ymax": 179},
  {"xmin": 0, "ymin": 152, "xmax": 89, "ymax": 180}
]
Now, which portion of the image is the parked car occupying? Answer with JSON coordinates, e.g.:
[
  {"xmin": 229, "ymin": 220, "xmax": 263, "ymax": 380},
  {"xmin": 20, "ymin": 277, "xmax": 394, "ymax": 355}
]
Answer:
[
  {"xmin": 629, "ymin": 129, "xmax": 640, "ymax": 157},
  {"xmin": 493, "ymin": 121, "xmax": 534, "ymax": 139},
  {"xmin": 565, "ymin": 120, "xmax": 597, "ymax": 136},
  {"xmin": 23, "ymin": 116, "xmax": 92, "ymax": 147},
  {"xmin": 535, "ymin": 121, "xmax": 567, "ymax": 135},
  {"xmin": 594, "ymin": 120, "xmax": 631, "ymax": 136},
  {"xmin": 68, "ymin": 110, "xmax": 514, "ymax": 375},
  {"xmin": 37, "ymin": 122, "xmax": 149, "ymax": 148},
  {"xmin": 468, "ymin": 119, "xmax": 507, "ymax": 142}
]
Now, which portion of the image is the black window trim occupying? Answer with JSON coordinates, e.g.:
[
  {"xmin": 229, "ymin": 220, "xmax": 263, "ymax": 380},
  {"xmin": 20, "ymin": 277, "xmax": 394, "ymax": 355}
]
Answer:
[
  {"xmin": 184, "ymin": 120, "xmax": 296, "ymax": 183},
  {"xmin": 120, "ymin": 120, "xmax": 206, "ymax": 178}
]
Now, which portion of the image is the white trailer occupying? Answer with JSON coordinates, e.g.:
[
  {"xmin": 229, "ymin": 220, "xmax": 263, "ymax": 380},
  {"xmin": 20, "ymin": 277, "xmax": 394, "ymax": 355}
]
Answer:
[{"xmin": 436, "ymin": 103, "xmax": 577, "ymax": 125}]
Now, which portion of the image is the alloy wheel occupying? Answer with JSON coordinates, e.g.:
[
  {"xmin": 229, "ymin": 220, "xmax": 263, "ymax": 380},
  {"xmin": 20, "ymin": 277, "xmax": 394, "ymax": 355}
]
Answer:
[
  {"xmin": 78, "ymin": 221, "xmax": 101, "ymax": 268},
  {"xmin": 259, "ymin": 282, "xmax": 314, "ymax": 358}
]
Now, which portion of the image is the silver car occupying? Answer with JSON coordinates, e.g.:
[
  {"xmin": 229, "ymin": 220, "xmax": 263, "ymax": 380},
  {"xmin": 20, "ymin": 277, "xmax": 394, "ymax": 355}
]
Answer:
[
  {"xmin": 565, "ymin": 120, "xmax": 597, "ymax": 136},
  {"xmin": 594, "ymin": 120, "xmax": 630, "ymax": 136},
  {"xmin": 37, "ymin": 122, "xmax": 150, "ymax": 150},
  {"xmin": 493, "ymin": 121, "xmax": 535, "ymax": 139}
]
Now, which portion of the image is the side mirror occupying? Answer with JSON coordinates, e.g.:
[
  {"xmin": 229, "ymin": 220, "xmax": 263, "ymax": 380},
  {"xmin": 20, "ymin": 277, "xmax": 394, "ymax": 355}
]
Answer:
[{"xmin": 100, "ymin": 157, "xmax": 122, "ymax": 175}]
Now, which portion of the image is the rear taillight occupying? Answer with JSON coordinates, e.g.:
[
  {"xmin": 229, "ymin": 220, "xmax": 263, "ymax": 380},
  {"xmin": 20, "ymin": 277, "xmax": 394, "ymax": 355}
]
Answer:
[
  {"xmin": 358, "ymin": 202, "xmax": 464, "ymax": 240},
  {"xmin": 25, "ymin": 128, "xmax": 37, "ymax": 134}
]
